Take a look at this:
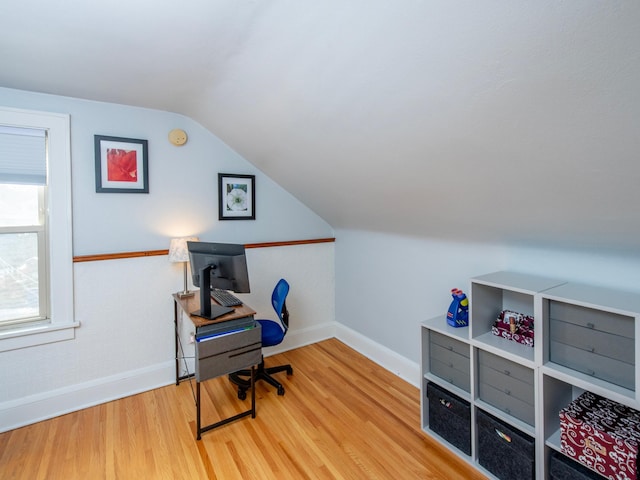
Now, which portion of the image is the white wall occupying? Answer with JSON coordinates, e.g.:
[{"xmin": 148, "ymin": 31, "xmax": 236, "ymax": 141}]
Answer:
[
  {"xmin": 0, "ymin": 87, "xmax": 333, "ymax": 254},
  {"xmin": 0, "ymin": 88, "xmax": 335, "ymax": 432},
  {"xmin": 334, "ymin": 229, "xmax": 640, "ymax": 386}
]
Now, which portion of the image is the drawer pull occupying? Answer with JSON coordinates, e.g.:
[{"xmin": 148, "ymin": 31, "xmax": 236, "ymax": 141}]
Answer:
[
  {"xmin": 504, "ymin": 389, "xmax": 511, "ymax": 395},
  {"xmin": 587, "ymin": 345, "xmax": 595, "ymax": 353},
  {"xmin": 448, "ymin": 362, "xmax": 454, "ymax": 368},
  {"xmin": 447, "ymin": 346, "xmax": 453, "ymax": 351},
  {"xmin": 586, "ymin": 369, "xmax": 595, "ymax": 376},
  {"xmin": 504, "ymin": 370, "xmax": 511, "ymax": 376},
  {"xmin": 586, "ymin": 322, "xmax": 595, "ymax": 329},
  {"xmin": 505, "ymin": 407, "xmax": 511, "ymax": 414}
]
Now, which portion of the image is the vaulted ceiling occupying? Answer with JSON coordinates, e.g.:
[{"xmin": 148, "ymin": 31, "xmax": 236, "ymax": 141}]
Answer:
[{"xmin": 1, "ymin": 1, "xmax": 639, "ymax": 252}]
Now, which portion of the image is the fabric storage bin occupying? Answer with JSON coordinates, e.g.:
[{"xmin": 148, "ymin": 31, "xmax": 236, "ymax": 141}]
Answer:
[
  {"xmin": 559, "ymin": 391, "xmax": 640, "ymax": 480},
  {"xmin": 426, "ymin": 381, "xmax": 471, "ymax": 455},
  {"xmin": 549, "ymin": 451, "xmax": 601, "ymax": 480},
  {"xmin": 477, "ymin": 409, "xmax": 535, "ymax": 480}
]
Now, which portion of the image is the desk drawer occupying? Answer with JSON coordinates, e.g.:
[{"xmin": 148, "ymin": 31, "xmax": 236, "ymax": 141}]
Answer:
[{"xmin": 195, "ymin": 323, "xmax": 261, "ymax": 381}]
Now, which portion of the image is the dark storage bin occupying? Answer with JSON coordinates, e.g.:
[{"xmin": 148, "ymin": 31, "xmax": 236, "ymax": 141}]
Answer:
[
  {"xmin": 426, "ymin": 381, "xmax": 471, "ymax": 455},
  {"xmin": 477, "ymin": 409, "xmax": 535, "ymax": 480},
  {"xmin": 549, "ymin": 451, "xmax": 601, "ymax": 480}
]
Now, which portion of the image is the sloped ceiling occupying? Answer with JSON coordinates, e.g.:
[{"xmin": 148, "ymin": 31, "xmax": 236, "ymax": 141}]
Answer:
[{"xmin": 1, "ymin": 1, "xmax": 639, "ymax": 252}]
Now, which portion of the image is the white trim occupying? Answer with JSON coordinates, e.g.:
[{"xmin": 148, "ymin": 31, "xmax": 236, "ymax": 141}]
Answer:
[
  {"xmin": 335, "ymin": 323, "xmax": 420, "ymax": 387},
  {"xmin": 263, "ymin": 322, "xmax": 336, "ymax": 356},
  {"xmin": 0, "ymin": 362, "xmax": 174, "ymax": 433},
  {"xmin": 0, "ymin": 321, "xmax": 80, "ymax": 352}
]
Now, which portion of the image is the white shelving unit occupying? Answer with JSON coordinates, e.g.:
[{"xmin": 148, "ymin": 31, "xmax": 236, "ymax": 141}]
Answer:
[{"xmin": 420, "ymin": 271, "xmax": 640, "ymax": 480}]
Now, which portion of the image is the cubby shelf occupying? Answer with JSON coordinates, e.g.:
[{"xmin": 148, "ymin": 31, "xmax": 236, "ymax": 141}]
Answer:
[{"xmin": 420, "ymin": 271, "xmax": 640, "ymax": 480}]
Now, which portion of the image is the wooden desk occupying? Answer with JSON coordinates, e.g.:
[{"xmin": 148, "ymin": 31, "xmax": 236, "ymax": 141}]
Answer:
[{"xmin": 173, "ymin": 292, "xmax": 261, "ymax": 439}]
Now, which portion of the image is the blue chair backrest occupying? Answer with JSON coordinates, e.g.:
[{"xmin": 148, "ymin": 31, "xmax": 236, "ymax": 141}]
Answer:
[{"xmin": 271, "ymin": 278, "xmax": 290, "ymax": 331}]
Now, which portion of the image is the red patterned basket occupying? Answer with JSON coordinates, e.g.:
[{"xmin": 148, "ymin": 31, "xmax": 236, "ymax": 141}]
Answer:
[
  {"xmin": 491, "ymin": 310, "xmax": 534, "ymax": 347},
  {"xmin": 559, "ymin": 391, "xmax": 640, "ymax": 480}
]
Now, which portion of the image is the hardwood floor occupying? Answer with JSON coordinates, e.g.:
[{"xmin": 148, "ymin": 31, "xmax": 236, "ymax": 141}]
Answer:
[{"xmin": 0, "ymin": 339, "xmax": 486, "ymax": 479}]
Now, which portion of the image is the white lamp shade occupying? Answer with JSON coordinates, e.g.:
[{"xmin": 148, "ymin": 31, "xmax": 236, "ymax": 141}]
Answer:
[{"xmin": 168, "ymin": 237, "xmax": 198, "ymax": 263}]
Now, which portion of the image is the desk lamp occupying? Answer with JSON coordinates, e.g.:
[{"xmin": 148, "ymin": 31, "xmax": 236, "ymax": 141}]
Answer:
[{"xmin": 169, "ymin": 237, "xmax": 198, "ymax": 298}]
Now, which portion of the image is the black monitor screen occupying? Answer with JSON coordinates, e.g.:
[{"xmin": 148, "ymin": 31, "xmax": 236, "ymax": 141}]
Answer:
[{"xmin": 187, "ymin": 241, "xmax": 250, "ymax": 318}]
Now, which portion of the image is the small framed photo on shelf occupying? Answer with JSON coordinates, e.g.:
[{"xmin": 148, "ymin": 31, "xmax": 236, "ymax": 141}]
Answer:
[
  {"xmin": 94, "ymin": 135, "xmax": 149, "ymax": 193},
  {"xmin": 218, "ymin": 173, "xmax": 255, "ymax": 220}
]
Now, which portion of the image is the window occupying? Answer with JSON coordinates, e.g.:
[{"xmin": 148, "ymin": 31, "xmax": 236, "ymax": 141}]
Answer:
[
  {"xmin": 0, "ymin": 128, "xmax": 48, "ymax": 327},
  {"xmin": 0, "ymin": 107, "xmax": 76, "ymax": 351}
]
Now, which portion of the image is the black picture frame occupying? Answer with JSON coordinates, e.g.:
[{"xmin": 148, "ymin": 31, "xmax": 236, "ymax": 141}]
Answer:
[
  {"xmin": 218, "ymin": 173, "xmax": 256, "ymax": 220},
  {"xmin": 94, "ymin": 135, "xmax": 149, "ymax": 193}
]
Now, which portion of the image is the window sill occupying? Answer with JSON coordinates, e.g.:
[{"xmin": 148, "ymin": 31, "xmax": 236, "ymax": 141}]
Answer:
[{"xmin": 0, "ymin": 321, "xmax": 80, "ymax": 352}]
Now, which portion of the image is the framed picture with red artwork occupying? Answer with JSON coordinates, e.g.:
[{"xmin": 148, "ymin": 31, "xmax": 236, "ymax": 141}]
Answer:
[{"xmin": 94, "ymin": 135, "xmax": 149, "ymax": 193}]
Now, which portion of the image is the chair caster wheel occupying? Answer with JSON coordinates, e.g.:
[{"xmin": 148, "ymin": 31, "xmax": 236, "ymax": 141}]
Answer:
[
  {"xmin": 277, "ymin": 386, "xmax": 285, "ymax": 396},
  {"xmin": 238, "ymin": 389, "xmax": 247, "ymax": 400}
]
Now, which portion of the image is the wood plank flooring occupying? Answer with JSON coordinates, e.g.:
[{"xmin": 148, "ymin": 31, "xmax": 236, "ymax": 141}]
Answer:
[{"xmin": 0, "ymin": 339, "xmax": 486, "ymax": 479}]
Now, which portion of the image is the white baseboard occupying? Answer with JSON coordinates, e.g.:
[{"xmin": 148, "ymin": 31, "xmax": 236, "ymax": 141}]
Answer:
[
  {"xmin": 263, "ymin": 322, "xmax": 336, "ymax": 356},
  {"xmin": 0, "ymin": 321, "xmax": 418, "ymax": 433},
  {"xmin": 0, "ymin": 363, "xmax": 174, "ymax": 433},
  {"xmin": 335, "ymin": 323, "xmax": 420, "ymax": 388}
]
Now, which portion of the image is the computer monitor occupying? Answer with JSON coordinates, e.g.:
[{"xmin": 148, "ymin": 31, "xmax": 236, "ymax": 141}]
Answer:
[{"xmin": 187, "ymin": 241, "xmax": 250, "ymax": 319}]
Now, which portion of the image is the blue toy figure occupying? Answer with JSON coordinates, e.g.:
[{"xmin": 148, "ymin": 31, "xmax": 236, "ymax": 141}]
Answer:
[{"xmin": 446, "ymin": 288, "xmax": 469, "ymax": 327}]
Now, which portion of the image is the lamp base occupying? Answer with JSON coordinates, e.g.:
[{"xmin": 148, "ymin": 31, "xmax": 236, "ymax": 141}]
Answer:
[{"xmin": 177, "ymin": 290, "xmax": 195, "ymax": 298}]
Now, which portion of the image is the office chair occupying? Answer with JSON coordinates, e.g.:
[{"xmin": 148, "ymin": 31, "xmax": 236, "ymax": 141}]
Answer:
[{"xmin": 229, "ymin": 278, "xmax": 293, "ymax": 398}]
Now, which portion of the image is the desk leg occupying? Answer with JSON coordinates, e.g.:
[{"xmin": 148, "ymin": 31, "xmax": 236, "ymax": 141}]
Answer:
[
  {"xmin": 174, "ymin": 300, "xmax": 179, "ymax": 386},
  {"xmin": 196, "ymin": 381, "xmax": 202, "ymax": 440},
  {"xmin": 195, "ymin": 365, "xmax": 258, "ymax": 440},
  {"xmin": 251, "ymin": 365, "xmax": 256, "ymax": 418}
]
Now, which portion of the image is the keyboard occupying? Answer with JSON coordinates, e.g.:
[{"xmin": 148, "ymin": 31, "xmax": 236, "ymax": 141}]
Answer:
[{"xmin": 210, "ymin": 288, "xmax": 242, "ymax": 307}]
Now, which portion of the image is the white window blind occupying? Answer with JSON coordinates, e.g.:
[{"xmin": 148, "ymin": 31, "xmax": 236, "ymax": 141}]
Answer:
[{"xmin": 0, "ymin": 126, "xmax": 46, "ymax": 185}]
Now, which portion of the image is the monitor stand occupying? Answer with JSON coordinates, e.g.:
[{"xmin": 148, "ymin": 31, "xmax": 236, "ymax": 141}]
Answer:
[{"xmin": 193, "ymin": 265, "xmax": 234, "ymax": 319}]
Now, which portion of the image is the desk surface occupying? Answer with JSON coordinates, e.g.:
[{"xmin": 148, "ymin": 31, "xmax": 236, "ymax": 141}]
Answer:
[{"xmin": 173, "ymin": 291, "xmax": 256, "ymax": 328}]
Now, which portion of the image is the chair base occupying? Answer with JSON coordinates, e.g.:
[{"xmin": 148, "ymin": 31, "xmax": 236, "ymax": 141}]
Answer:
[{"xmin": 229, "ymin": 356, "xmax": 293, "ymax": 399}]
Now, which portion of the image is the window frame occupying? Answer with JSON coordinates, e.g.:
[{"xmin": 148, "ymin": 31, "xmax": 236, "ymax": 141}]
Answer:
[{"xmin": 0, "ymin": 106, "xmax": 77, "ymax": 352}]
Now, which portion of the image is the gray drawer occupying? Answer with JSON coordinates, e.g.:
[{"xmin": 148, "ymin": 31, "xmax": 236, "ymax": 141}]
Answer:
[
  {"xmin": 430, "ymin": 343, "xmax": 470, "ymax": 372},
  {"xmin": 550, "ymin": 318, "xmax": 634, "ymax": 365},
  {"xmin": 477, "ymin": 350, "xmax": 535, "ymax": 425},
  {"xmin": 430, "ymin": 358, "xmax": 471, "ymax": 392},
  {"xmin": 478, "ymin": 350, "xmax": 534, "ymax": 387},
  {"xmin": 478, "ymin": 363, "xmax": 534, "ymax": 406},
  {"xmin": 549, "ymin": 340, "xmax": 635, "ymax": 390},
  {"xmin": 430, "ymin": 331, "xmax": 470, "ymax": 358},
  {"xmin": 195, "ymin": 323, "xmax": 262, "ymax": 381},
  {"xmin": 549, "ymin": 301, "xmax": 634, "ymax": 338},
  {"xmin": 478, "ymin": 381, "xmax": 535, "ymax": 426}
]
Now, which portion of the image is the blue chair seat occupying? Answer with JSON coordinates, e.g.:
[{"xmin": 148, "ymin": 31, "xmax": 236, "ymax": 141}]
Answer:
[{"xmin": 258, "ymin": 319, "xmax": 285, "ymax": 347}]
